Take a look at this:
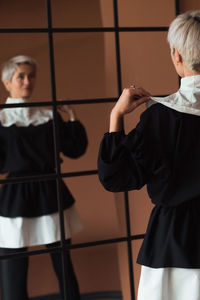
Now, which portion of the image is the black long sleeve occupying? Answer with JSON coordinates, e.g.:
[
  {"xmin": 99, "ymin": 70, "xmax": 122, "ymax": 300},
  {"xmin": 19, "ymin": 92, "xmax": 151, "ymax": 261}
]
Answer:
[
  {"xmin": 57, "ymin": 113, "xmax": 88, "ymax": 158},
  {"xmin": 98, "ymin": 122, "xmax": 151, "ymax": 192}
]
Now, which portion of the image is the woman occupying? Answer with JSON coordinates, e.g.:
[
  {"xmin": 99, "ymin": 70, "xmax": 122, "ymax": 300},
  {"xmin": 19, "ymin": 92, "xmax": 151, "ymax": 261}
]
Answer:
[
  {"xmin": 98, "ymin": 10, "xmax": 200, "ymax": 300},
  {"xmin": 0, "ymin": 55, "xmax": 88, "ymax": 300}
]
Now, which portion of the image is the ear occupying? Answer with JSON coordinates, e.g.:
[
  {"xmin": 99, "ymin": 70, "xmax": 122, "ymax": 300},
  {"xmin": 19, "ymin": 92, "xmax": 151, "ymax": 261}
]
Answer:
[
  {"xmin": 2, "ymin": 80, "xmax": 11, "ymax": 92},
  {"xmin": 174, "ymin": 48, "xmax": 183, "ymax": 64}
]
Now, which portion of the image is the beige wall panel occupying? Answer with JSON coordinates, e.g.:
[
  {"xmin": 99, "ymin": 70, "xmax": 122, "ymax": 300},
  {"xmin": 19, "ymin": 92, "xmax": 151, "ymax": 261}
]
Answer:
[
  {"xmin": 117, "ymin": 242, "xmax": 131, "ymax": 300},
  {"xmin": 66, "ymin": 175, "xmax": 126, "ymax": 244},
  {"xmin": 120, "ymin": 32, "xmax": 179, "ymax": 95},
  {"xmin": 0, "ymin": 0, "xmax": 46, "ymax": 28},
  {"xmin": 129, "ymin": 189, "xmax": 154, "ymax": 235},
  {"xmin": 100, "ymin": 0, "xmax": 114, "ymax": 27},
  {"xmin": 51, "ymin": 0, "xmax": 114, "ymax": 28},
  {"xmin": 53, "ymin": 33, "xmax": 114, "ymax": 100},
  {"xmin": 180, "ymin": 0, "xmax": 200, "ymax": 12},
  {"xmin": 118, "ymin": 0, "xmax": 175, "ymax": 27},
  {"xmin": 71, "ymin": 243, "xmax": 121, "ymax": 294},
  {"xmin": 52, "ymin": 0, "xmax": 102, "ymax": 28},
  {"xmin": 28, "ymin": 252, "xmax": 60, "ymax": 297},
  {"xmin": 132, "ymin": 239, "xmax": 143, "ymax": 298}
]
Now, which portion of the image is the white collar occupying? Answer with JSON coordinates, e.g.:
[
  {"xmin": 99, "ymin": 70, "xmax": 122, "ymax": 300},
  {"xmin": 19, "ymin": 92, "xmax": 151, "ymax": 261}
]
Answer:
[
  {"xmin": 149, "ymin": 75, "xmax": 200, "ymax": 115},
  {"xmin": 0, "ymin": 98, "xmax": 53, "ymax": 127}
]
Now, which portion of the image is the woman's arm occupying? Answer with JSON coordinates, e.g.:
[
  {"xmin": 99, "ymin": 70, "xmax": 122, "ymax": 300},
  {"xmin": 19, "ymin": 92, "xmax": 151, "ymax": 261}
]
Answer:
[
  {"xmin": 109, "ymin": 87, "xmax": 151, "ymax": 132},
  {"xmin": 57, "ymin": 106, "xmax": 88, "ymax": 158},
  {"xmin": 57, "ymin": 104, "xmax": 76, "ymax": 121},
  {"xmin": 98, "ymin": 87, "xmax": 152, "ymax": 192}
]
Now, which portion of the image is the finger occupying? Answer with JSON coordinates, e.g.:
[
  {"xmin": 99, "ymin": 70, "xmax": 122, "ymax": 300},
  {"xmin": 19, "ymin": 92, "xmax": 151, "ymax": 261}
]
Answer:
[
  {"xmin": 133, "ymin": 96, "xmax": 151, "ymax": 107},
  {"xmin": 57, "ymin": 105, "xmax": 65, "ymax": 111},
  {"xmin": 129, "ymin": 87, "xmax": 151, "ymax": 97}
]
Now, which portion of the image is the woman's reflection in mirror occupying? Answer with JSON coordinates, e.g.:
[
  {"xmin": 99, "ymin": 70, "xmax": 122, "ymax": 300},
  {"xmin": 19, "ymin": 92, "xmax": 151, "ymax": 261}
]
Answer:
[{"xmin": 0, "ymin": 55, "xmax": 88, "ymax": 300}]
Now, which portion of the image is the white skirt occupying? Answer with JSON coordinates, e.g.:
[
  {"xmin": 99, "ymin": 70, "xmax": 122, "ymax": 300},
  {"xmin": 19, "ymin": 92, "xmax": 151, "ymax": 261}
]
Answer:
[
  {"xmin": 0, "ymin": 205, "xmax": 83, "ymax": 248},
  {"xmin": 137, "ymin": 266, "xmax": 200, "ymax": 300}
]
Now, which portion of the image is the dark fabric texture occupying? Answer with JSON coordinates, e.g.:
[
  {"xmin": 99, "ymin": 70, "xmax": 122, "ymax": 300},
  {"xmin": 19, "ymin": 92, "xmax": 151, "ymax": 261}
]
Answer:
[
  {"xmin": 0, "ymin": 240, "xmax": 80, "ymax": 300},
  {"xmin": 0, "ymin": 247, "xmax": 29, "ymax": 300},
  {"xmin": 98, "ymin": 103, "xmax": 200, "ymax": 268},
  {"xmin": 0, "ymin": 113, "xmax": 87, "ymax": 217}
]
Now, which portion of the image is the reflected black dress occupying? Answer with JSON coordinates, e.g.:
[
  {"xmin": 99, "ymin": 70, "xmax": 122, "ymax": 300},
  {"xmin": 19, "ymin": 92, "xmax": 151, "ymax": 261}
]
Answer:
[{"xmin": 0, "ymin": 99, "xmax": 87, "ymax": 248}]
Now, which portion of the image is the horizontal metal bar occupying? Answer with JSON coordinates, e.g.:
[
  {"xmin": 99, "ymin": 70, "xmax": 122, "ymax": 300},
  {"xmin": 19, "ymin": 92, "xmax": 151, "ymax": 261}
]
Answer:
[
  {"xmin": 0, "ymin": 95, "xmax": 167, "ymax": 109},
  {"xmin": 0, "ymin": 26, "xmax": 169, "ymax": 34},
  {"xmin": 52, "ymin": 26, "xmax": 169, "ymax": 33},
  {"xmin": 65, "ymin": 234, "xmax": 145, "ymax": 250},
  {"xmin": 61, "ymin": 170, "xmax": 98, "ymax": 178},
  {"xmin": 0, "ymin": 170, "xmax": 98, "ymax": 184},
  {"xmin": 0, "ymin": 98, "xmax": 117, "ymax": 109},
  {"xmin": 0, "ymin": 233, "xmax": 145, "ymax": 260},
  {"xmin": 0, "ymin": 246, "xmax": 61, "ymax": 260}
]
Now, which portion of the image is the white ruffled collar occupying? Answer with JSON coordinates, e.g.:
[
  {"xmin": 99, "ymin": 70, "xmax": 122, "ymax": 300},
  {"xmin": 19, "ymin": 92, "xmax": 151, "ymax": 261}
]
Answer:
[
  {"xmin": 0, "ymin": 98, "xmax": 53, "ymax": 127},
  {"xmin": 149, "ymin": 75, "xmax": 200, "ymax": 115}
]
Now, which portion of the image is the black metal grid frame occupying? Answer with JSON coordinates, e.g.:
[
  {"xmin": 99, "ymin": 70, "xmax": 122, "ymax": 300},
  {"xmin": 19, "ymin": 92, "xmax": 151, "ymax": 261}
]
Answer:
[{"xmin": 0, "ymin": 1, "xmax": 180, "ymax": 299}]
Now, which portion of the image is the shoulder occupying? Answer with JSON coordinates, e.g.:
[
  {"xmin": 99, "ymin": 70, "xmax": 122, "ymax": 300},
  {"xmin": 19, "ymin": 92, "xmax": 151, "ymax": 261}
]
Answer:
[
  {"xmin": 141, "ymin": 102, "xmax": 180, "ymax": 120},
  {"xmin": 139, "ymin": 103, "xmax": 181, "ymax": 131}
]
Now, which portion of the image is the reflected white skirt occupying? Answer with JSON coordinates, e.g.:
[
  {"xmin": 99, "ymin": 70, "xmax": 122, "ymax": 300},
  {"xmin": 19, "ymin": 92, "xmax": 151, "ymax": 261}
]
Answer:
[
  {"xmin": 138, "ymin": 265, "xmax": 200, "ymax": 300},
  {"xmin": 0, "ymin": 205, "xmax": 83, "ymax": 248}
]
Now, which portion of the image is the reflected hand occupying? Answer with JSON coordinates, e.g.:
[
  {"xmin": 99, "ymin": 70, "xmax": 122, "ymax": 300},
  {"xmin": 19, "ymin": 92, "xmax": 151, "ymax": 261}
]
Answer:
[{"xmin": 57, "ymin": 104, "xmax": 76, "ymax": 121}]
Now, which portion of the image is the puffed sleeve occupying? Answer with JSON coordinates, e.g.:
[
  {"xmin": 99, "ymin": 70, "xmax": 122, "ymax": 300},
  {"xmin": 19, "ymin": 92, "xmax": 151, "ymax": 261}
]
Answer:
[
  {"xmin": 57, "ymin": 113, "xmax": 88, "ymax": 158},
  {"xmin": 98, "ymin": 111, "xmax": 154, "ymax": 192}
]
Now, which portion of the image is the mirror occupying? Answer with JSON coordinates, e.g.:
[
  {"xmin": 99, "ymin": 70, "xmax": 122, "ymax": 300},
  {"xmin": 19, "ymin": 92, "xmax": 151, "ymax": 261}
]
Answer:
[{"xmin": 0, "ymin": 0, "xmax": 181, "ymax": 299}]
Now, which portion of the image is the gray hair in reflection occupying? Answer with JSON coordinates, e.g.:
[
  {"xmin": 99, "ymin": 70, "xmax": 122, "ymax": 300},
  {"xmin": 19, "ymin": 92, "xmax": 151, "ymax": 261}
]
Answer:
[
  {"xmin": 1, "ymin": 55, "xmax": 37, "ymax": 82},
  {"xmin": 167, "ymin": 10, "xmax": 200, "ymax": 71}
]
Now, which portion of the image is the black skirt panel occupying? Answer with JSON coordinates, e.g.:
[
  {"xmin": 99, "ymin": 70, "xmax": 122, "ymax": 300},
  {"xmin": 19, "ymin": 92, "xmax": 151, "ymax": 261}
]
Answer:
[
  {"xmin": 0, "ymin": 176, "xmax": 75, "ymax": 217},
  {"xmin": 137, "ymin": 198, "xmax": 200, "ymax": 268}
]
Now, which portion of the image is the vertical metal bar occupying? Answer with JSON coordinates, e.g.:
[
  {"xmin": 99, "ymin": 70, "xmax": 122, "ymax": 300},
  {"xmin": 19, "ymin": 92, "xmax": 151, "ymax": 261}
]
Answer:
[
  {"xmin": 175, "ymin": 0, "xmax": 180, "ymax": 16},
  {"xmin": 174, "ymin": 0, "xmax": 181, "ymax": 86},
  {"xmin": 45, "ymin": 1, "xmax": 71, "ymax": 299},
  {"xmin": 113, "ymin": 1, "xmax": 135, "ymax": 299},
  {"xmin": 113, "ymin": 0, "xmax": 122, "ymax": 95}
]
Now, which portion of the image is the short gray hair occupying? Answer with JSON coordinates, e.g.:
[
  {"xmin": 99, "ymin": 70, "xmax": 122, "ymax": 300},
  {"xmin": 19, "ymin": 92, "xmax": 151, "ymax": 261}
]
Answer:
[
  {"xmin": 167, "ymin": 10, "xmax": 200, "ymax": 71},
  {"xmin": 1, "ymin": 55, "xmax": 37, "ymax": 82}
]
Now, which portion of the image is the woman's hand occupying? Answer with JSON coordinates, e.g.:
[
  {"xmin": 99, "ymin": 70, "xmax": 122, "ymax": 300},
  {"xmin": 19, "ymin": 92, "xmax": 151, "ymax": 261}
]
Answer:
[
  {"xmin": 109, "ymin": 87, "xmax": 151, "ymax": 132},
  {"xmin": 112, "ymin": 87, "xmax": 151, "ymax": 116},
  {"xmin": 57, "ymin": 104, "xmax": 76, "ymax": 121}
]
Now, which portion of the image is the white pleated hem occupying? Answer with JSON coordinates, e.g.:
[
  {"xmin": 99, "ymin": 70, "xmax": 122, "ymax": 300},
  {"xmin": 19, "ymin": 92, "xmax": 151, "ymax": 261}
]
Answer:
[
  {"xmin": 137, "ymin": 265, "xmax": 200, "ymax": 300},
  {"xmin": 0, "ymin": 205, "xmax": 83, "ymax": 248}
]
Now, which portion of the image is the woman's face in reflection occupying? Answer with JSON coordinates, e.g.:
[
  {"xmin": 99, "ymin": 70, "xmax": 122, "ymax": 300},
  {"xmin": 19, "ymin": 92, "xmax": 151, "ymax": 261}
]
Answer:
[{"xmin": 4, "ymin": 64, "xmax": 36, "ymax": 99}]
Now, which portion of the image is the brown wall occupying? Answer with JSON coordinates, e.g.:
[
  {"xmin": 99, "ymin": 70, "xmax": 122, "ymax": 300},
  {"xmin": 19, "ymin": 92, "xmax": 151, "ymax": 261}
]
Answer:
[{"xmin": 0, "ymin": 0, "xmax": 200, "ymax": 299}]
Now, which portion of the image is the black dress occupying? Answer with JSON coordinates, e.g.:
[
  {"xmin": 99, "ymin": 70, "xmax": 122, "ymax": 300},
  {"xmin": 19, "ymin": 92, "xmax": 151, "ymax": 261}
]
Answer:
[
  {"xmin": 98, "ymin": 102, "xmax": 200, "ymax": 268},
  {"xmin": 0, "ymin": 100, "xmax": 87, "ymax": 248}
]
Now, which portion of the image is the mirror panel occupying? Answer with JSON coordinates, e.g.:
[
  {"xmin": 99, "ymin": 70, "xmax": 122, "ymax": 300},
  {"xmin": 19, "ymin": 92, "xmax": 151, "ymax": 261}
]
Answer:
[
  {"xmin": 120, "ymin": 31, "xmax": 179, "ymax": 95},
  {"xmin": 129, "ymin": 189, "xmax": 153, "ymax": 236},
  {"xmin": 54, "ymin": 32, "xmax": 117, "ymax": 100},
  {"xmin": 118, "ymin": 0, "xmax": 175, "ymax": 27},
  {"xmin": 72, "ymin": 243, "xmax": 123, "ymax": 297},
  {"xmin": 65, "ymin": 175, "xmax": 127, "ymax": 244},
  {"xmin": 28, "ymin": 250, "xmax": 60, "ymax": 298},
  {"xmin": 180, "ymin": 0, "xmax": 200, "ymax": 12},
  {"xmin": 0, "ymin": 0, "xmax": 46, "ymax": 28},
  {"xmin": 51, "ymin": 0, "xmax": 114, "ymax": 28}
]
